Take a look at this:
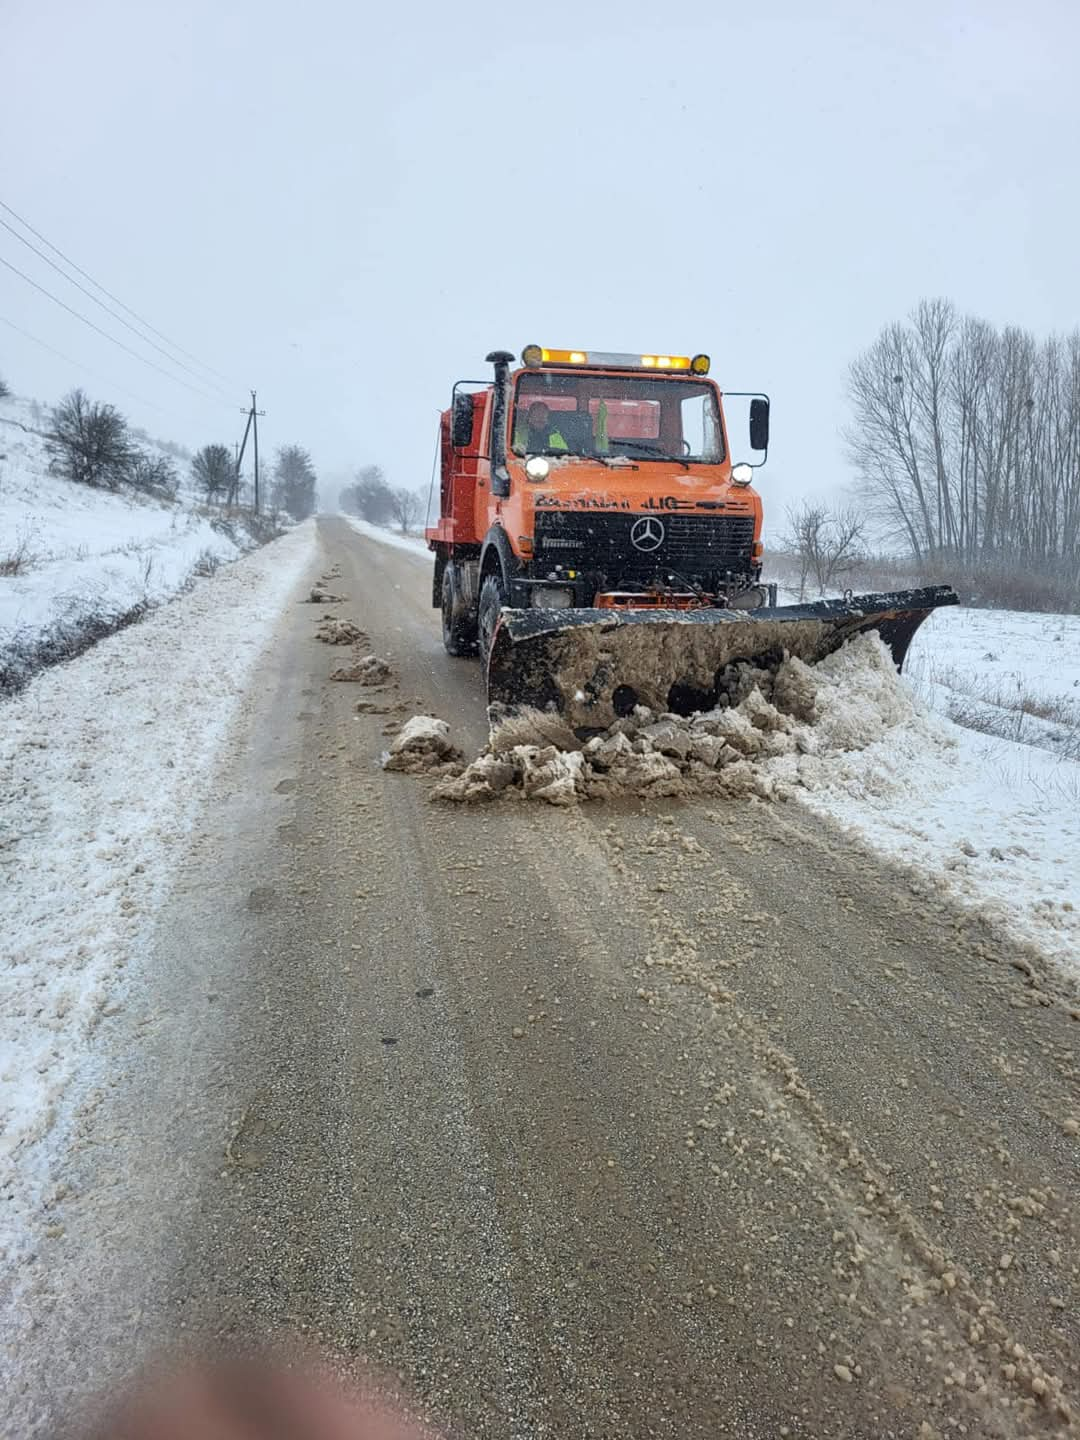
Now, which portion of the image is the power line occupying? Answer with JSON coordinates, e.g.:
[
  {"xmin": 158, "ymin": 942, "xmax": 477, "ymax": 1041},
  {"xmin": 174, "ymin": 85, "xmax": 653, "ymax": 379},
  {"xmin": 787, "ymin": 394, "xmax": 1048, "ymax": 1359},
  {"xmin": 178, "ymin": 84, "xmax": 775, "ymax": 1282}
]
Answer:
[
  {"xmin": 0, "ymin": 214, "xmax": 235, "ymax": 402},
  {"xmin": 0, "ymin": 254, "xmax": 231, "ymax": 409},
  {"xmin": 0, "ymin": 312, "xmax": 172, "ymax": 416},
  {"xmin": 0, "ymin": 197, "xmax": 236, "ymax": 389}
]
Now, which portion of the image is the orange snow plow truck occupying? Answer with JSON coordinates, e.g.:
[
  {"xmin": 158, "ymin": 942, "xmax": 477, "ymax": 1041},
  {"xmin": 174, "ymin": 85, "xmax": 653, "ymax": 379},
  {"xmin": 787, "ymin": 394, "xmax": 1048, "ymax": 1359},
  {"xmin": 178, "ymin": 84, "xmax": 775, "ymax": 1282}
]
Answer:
[{"xmin": 427, "ymin": 345, "xmax": 958, "ymax": 731}]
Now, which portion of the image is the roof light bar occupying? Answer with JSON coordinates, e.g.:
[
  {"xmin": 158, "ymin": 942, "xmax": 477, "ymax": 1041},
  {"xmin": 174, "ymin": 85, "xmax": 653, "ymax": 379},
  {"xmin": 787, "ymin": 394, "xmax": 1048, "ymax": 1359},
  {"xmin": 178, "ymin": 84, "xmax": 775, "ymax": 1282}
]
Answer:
[{"xmin": 521, "ymin": 345, "xmax": 709, "ymax": 375}]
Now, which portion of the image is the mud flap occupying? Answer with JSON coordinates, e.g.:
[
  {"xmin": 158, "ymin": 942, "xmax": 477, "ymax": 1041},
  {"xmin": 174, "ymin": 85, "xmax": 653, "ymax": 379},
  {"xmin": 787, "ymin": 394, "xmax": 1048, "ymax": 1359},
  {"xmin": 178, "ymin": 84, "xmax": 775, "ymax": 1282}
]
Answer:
[{"xmin": 486, "ymin": 586, "xmax": 959, "ymax": 732}]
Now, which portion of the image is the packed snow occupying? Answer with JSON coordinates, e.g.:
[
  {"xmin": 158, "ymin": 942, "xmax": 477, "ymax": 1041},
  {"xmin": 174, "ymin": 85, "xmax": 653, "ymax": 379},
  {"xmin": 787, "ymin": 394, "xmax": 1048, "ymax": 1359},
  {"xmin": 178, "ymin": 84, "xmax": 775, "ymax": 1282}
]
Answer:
[
  {"xmin": 383, "ymin": 714, "xmax": 462, "ymax": 772},
  {"xmin": 0, "ymin": 521, "xmax": 315, "ymax": 1273},
  {"xmin": 1, "ymin": 394, "xmax": 271, "ymax": 690},
  {"xmin": 342, "ymin": 514, "xmax": 429, "ymax": 561}
]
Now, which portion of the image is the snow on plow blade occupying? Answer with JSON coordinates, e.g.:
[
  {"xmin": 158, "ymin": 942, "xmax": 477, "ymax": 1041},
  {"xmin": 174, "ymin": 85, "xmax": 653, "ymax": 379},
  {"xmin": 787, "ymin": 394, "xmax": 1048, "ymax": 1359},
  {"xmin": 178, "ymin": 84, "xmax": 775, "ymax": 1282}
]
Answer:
[{"xmin": 487, "ymin": 585, "xmax": 959, "ymax": 731}]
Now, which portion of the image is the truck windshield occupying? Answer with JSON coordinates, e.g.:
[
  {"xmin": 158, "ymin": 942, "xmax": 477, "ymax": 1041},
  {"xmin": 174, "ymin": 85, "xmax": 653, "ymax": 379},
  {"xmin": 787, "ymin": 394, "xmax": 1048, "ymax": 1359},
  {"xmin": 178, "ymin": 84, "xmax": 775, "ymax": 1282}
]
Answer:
[{"xmin": 511, "ymin": 373, "xmax": 725, "ymax": 464}]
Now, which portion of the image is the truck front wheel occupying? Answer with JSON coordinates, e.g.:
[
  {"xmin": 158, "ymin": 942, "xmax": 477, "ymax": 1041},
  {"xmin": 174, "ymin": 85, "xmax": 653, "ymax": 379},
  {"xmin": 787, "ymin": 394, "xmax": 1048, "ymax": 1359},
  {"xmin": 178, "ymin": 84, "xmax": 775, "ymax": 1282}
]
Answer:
[
  {"xmin": 477, "ymin": 572, "xmax": 507, "ymax": 665},
  {"xmin": 441, "ymin": 564, "xmax": 478, "ymax": 657}
]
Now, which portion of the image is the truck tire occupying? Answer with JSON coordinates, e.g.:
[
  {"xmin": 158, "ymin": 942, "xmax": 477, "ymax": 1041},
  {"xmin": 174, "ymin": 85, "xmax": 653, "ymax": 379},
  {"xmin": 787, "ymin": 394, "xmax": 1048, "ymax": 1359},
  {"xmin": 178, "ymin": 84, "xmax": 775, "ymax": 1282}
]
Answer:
[
  {"xmin": 477, "ymin": 572, "xmax": 507, "ymax": 665},
  {"xmin": 441, "ymin": 564, "xmax": 477, "ymax": 656}
]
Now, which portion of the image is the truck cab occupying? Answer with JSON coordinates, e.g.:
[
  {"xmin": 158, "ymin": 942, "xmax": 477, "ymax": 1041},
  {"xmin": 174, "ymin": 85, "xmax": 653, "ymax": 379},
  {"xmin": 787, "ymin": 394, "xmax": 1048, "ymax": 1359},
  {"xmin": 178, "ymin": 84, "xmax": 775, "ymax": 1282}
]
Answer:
[{"xmin": 427, "ymin": 345, "xmax": 770, "ymax": 659}]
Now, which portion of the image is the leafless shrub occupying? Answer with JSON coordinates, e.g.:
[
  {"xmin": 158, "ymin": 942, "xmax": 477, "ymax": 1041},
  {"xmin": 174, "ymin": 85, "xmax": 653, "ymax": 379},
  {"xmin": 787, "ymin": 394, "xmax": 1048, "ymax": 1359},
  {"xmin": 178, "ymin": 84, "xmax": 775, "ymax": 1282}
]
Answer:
[
  {"xmin": 768, "ymin": 545, "xmax": 1080, "ymax": 613},
  {"xmin": 205, "ymin": 510, "xmax": 284, "ymax": 551},
  {"xmin": 934, "ymin": 665, "xmax": 1079, "ymax": 727},
  {"xmin": 389, "ymin": 486, "xmax": 423, "ymax": 533},
  {"xmin": 192, "ymin": 548, "xmax": 221, "ymax": 578},
  {"xmin": 130, "ymin": 450, "xmax": 179, "ymax": 498},
  {"xmin": 0, "ymin": 529, "xmax": 38, "ymax": 576},
  {"xmin": 243, "ymin": 511, "xmax": 285, "ymax": 544},
  {"xmin": 945, "ymin": 696, "xmax": 1080, "ymax": 760},
  {"xmin": 780, "ymin": 502, "xmax": 867, "ymax": 599},
  {"xmin": 928, "ymin": 660, "xmax": 1080, "ymax": 759},
  {"xmin": 921, "ymin": 556, "xmax": 1080, "ymax": 614}
]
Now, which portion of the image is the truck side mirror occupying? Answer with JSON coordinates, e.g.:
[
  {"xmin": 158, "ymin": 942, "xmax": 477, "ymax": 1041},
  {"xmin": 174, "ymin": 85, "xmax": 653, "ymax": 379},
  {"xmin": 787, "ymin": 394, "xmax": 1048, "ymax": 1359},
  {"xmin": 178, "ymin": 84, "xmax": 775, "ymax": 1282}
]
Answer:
[
  {"xmin": 451, "ymin": 392, "xmax": 474, "ymax": 449},
  {"xmin": 749, "ymin": 397, "xmax": 770, "ymax": 452}
]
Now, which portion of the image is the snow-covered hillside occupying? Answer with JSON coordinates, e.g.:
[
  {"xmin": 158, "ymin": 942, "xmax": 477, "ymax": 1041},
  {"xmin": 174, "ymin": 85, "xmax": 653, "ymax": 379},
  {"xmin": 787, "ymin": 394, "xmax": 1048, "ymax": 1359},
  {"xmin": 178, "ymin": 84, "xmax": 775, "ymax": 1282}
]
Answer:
[{"xmin": 0, "ymin": 393, "xmax": 273, "ymax": 692}]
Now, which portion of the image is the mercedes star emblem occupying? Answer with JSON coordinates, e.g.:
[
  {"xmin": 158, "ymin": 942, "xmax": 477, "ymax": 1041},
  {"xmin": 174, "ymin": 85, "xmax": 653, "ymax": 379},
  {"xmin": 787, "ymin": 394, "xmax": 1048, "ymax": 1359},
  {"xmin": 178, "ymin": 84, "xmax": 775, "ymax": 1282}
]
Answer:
[{"xmin": 630, "ymin": 516, "xmax": 665, "ymax": 552}]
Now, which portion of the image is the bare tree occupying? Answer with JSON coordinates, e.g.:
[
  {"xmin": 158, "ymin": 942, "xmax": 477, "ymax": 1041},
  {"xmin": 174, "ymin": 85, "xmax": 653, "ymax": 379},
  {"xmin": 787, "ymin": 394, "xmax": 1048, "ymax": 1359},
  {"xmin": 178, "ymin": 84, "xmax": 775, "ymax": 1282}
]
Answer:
[
  {"xmin": 0, "ymin": 374, "xmax": 11, "ymax": 400},
  {"xmin": 782, "ymin": 502, "xmax": 867, "ymax": 599},
  {"xmin": 47, "ymin": 389, "xmax": 136, "ymax": 490},
  {"xmin": 191, "ymin": 444, "xmax": 234, "ymax": 502},
  {"xmin": 389, "ymin": 487, "xmax": 422, "ymax": 533}
]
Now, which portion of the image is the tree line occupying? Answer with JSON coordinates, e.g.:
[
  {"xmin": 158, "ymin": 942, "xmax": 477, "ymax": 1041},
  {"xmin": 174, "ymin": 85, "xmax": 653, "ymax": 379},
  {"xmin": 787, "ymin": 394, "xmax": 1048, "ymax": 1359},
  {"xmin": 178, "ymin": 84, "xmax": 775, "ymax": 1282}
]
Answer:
[
  {"xmin": 339, "ymin": 464, "xmax": 424, "ymax": 533},
  {"xmin": 186, "ymin": 441, "xmax": 316, "ymax": 518},
  {"xmin": 847, "ymin": 300, "xmax": 1080, "ymax": 599},
  {"xmin": 37, "ymin": 387, "xmax": 318, "ymax": 521}
]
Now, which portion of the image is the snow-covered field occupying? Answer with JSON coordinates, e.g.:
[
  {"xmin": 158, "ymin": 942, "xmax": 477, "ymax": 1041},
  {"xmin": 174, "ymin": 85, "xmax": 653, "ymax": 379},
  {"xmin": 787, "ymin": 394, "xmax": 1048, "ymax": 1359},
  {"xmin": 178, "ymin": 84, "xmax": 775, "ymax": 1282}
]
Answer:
[
  {"xmin": 1, "ymin": 394, "xmax": 269, "ymax": 690},
  {"xmin": 0, "ymin": 522, "xmax": 315, "ymax": 1273},
  {"xmin": 767, "ymin": 605, "xmax": 1080, "ymax": 983},
  {"xmin": 907, "ymin": 605, "xmax": 1080, "ymax": 760}
]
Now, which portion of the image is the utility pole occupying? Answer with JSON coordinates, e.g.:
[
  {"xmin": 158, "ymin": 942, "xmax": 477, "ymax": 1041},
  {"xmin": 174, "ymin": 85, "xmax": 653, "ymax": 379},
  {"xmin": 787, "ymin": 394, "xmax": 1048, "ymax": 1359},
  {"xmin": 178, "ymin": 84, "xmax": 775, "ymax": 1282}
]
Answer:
[
  {"xmin": 252, "ymin": 390, "xmax": 261, "ymax": 513},
  {"xmin": 236, "ymin": 391, "xmax": 266, "ymax": 511}
]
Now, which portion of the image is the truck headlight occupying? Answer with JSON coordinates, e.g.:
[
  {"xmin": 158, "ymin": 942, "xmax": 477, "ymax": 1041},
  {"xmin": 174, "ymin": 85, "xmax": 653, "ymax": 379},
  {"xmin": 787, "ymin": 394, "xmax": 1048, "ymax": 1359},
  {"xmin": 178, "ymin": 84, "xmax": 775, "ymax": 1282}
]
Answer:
[
  {"xmin": 731, "ymin": 463, "xmax": 753, "ymax": 486},
  {"xmin": 525, "ymin": 456, "xmax": 550, "ymax": 481}
]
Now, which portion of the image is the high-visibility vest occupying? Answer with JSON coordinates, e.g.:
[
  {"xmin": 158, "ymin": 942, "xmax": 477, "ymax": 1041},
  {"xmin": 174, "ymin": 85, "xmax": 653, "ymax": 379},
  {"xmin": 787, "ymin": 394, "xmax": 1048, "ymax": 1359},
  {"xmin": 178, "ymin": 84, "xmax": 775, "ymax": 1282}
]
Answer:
[{"xmin": 514, "ymin": 421, "xmax": 569, "ymax": 452}]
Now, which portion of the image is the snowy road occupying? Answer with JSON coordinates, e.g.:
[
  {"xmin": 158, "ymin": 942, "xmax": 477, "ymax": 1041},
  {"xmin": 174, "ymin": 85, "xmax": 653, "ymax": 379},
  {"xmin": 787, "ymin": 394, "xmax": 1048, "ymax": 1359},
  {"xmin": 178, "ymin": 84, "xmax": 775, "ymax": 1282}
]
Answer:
[{"xmin": 4, "ymin": 517, "xmax": 1080, "ymax": 1439}]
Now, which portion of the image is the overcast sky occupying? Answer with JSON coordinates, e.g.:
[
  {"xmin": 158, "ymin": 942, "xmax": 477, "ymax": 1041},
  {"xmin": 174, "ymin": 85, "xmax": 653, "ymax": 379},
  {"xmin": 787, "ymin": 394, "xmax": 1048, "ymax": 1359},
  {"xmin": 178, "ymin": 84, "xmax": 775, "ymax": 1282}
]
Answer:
[{"xmin": 3, "ymin": 0, "xmax": 1079, "ymax": 515}]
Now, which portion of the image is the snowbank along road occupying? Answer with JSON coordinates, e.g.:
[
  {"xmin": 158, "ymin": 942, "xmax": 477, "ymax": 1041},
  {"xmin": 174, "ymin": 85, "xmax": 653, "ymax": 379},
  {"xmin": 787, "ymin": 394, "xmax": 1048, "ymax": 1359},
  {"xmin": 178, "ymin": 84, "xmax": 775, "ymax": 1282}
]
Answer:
[
  {"xmin": 4, "ymin": 515, "xmax": 1079, "ymax": 1440},
  {"xmin": 0, "ymin": 391, "xmax": 276, "ymax": 696}
]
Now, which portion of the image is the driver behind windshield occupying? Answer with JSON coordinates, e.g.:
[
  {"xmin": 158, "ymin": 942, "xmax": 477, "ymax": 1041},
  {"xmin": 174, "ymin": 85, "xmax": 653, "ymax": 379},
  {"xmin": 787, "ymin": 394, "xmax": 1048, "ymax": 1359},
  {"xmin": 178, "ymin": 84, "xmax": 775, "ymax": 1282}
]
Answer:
[{"xmin": 517, "ymin": 401, "xmax": 568, "ymax": 453}]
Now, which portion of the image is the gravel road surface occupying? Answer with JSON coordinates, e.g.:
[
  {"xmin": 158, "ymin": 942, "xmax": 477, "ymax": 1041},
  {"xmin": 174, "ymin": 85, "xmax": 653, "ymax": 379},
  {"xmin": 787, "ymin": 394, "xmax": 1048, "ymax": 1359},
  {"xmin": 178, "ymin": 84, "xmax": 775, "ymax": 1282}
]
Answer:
[{"xmin": 9, "ymin": 516, "xmax": 1079, "ymax": 1439}]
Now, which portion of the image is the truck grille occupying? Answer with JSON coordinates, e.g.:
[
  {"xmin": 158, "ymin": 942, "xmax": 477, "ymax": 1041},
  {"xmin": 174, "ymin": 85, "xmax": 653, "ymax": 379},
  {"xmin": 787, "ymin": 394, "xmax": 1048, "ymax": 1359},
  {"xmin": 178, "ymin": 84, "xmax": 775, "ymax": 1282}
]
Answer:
[{"xmin": 533, "ymin": 511, "xmax": 755, "ymax": 586}]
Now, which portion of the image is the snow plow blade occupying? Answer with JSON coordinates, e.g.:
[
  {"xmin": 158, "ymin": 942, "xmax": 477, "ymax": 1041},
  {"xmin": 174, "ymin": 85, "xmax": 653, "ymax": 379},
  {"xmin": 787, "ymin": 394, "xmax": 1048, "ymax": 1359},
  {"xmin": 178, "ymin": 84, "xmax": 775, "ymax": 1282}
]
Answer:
[{"xmin": 487, "ymin": 585, "xmax": 959, "ymax": 732}]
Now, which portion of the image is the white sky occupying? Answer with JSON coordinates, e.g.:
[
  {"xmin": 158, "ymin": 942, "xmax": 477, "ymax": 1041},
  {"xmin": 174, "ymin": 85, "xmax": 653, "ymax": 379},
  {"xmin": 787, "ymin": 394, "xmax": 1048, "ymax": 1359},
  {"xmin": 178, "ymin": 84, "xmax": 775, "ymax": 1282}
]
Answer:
[{"xmin": 3, "ymin": 0, "xmax": 1079, "ymax": 511}]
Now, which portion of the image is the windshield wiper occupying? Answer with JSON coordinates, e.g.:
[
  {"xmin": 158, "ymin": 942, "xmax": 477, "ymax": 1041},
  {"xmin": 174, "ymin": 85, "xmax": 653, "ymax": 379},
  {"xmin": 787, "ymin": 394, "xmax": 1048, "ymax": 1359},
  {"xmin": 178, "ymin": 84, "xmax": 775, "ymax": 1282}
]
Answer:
[
  {"xmin": 611, "ymin": 441, "xmax": 690, "ymax": 470},
  {"xmin": 590, "ymin": 453, "xmax": 638, "ymax": 470}
]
